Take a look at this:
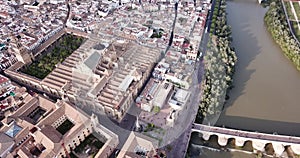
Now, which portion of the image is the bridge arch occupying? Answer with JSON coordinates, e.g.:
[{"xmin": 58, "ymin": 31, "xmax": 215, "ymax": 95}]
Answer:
[
  {"xmin": 252, "ymin": 140, "xmax": 267, "ymax": 152},
  {"xmin": 218, "ymin": 135, "xmax": 228, "ymax": 146},
  {"xmin": 234, "ymin": 137, "xmax": 248, "ymax": 147},
  {"xmin": 290, "ymin": 144, "xmax": 300, "ymax": 155},
  {"xmin": 272, "ymin": 142, "xmax": 285, "ymax": 156},
  {"xmin": 201, "ymin": 132, "xmax": 211, "ymax": 141}
]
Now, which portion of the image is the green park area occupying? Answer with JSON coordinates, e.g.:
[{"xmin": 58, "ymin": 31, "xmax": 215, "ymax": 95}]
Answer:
[{"xmin": 20, "ymin": 34, "xmax": 85, "ymax": 79}]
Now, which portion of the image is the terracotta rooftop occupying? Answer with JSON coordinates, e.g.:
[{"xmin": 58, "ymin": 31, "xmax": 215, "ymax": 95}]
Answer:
[{"xmin": 0, "ymin": 75, "xmax": 8, "ymax": 84}]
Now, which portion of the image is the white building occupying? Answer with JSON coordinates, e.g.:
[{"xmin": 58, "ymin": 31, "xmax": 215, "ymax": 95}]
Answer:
[
  {"xmin": 49, "ymin": 0, "xmax": 65, "ymax": 4},
  {"xmin": 136, "ymin": 79, "xmax": 173, "ymax": 112},
  {"xmin": 168, "ymin": 88, "xmax": 190, "ymax": 110}
]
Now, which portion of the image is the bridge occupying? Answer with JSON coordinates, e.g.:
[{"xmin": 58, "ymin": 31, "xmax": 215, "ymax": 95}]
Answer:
[{"xmin": 191, "ymin": 123, "xmax": 300, "ymax": 156}]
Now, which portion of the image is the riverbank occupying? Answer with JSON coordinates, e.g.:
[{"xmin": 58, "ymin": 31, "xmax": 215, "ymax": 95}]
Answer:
[
  {"xmin": 264, "ymin": 0, "xmax": 300, "ymax": 70},
  {"xmin": 196, "ymin": 0, "xmax": 237, "ymax": 123}
]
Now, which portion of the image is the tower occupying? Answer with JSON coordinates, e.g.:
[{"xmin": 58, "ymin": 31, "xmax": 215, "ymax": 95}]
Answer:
[
  {"xmin": 91, "ymin": 113, "xmax": 99, "ymax": 126},
  {"xmin": 135, "ymin": 116, "xmax": 141, "ymax": 131},
  {"xmin": 10, "ymin": 35, "xmax": 32, "ymax": 64}
]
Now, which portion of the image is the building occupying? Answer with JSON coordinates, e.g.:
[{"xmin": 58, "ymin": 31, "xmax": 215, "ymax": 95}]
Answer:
[
  {"xmin": 0, "ymin": 75, "xmax": 15, "ymax": 98},
  {"xmin": 186, "ymin": 49, "xmax": 198, "ymax": 60},
  {"xmin": 49, "ymin": 0, "xmax": 65, "ymax": 4},
  {"xmin": 0, "ymin": 90, "xmax": 118, "ymax": 158},
  {"xmin": 5, "ymin": 32, "xmax": 162, "ymax": 120},
  {"xmin": 185, "ymin": 40, "xmax": 199, "ymax": 60},
  {"xmin": 9, "ymin": 35, "xmax": 33, "ymax": 65},
  {"xmin": 0, "ymin": 133, "xmax": 14, "ymax": 158},
  {"xmin": 136, "ymin": 79, "xmax": 173, "ymax": 112},
  {"xmin": 117, "ymin": 132, "xmax": 159, "ymax": 158},
  {"xmin": 152, "ymin": 53, "xmax": 192, "ymax": 90},
  {"xmin": 168, "ymin": 88, "xmax": 191, "ymax": 110}
]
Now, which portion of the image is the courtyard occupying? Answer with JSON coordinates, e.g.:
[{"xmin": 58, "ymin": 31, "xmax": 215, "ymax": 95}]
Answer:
[
  {"xmin": 70, "ymin": 134, "xmax": 105, "ymax": 158},
  {"xmin": 20, "ymin": 34, "xmax": 85, "ymax": 79}
]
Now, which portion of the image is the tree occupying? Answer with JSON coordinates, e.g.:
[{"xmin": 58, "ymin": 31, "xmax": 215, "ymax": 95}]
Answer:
[
  {"xmin": 264, "ymin": 0, "xmax": 300, "ymax": 71},
  {"xmin": 196, "ymin": 0, "xmax": 237, "ymax": 123}
]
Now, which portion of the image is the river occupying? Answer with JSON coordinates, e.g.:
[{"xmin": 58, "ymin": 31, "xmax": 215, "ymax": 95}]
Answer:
[
  {"xmin": 188, "ymin": 0, "xmax": 300, "ymax": 157},
  {"xmin": 216, "ymin": 0, "xmax": 300, "ymax": 136}
]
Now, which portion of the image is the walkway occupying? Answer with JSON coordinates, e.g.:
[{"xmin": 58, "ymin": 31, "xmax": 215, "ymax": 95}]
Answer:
[
  {"xmin": 281, "ymin": 0, "xmax": 300, "ymax": 45},
  {"xmin": 32, "ymin": 29, "xmax": 65, "ymax": 57},
  {"xmin": 288, "ymin": 1, "xmax": 300, "ymax": 31}
]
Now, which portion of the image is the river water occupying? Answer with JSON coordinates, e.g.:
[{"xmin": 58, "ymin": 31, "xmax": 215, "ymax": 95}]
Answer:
[
  {"xmin": 188, "ymin": 0, "xmax": 300, "ymax": 157},
  {"xmin": 216, "ymin": 0, "xmax": 300, "ymax": 136}
]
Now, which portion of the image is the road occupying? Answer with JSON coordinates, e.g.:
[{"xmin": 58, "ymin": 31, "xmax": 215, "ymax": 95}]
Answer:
[
  {"xmin": 165, "ymin": 2, "xmax": 178, "ymax": 53},
  {"xmin": 281, "ymin": 0, "xmax": 300, "ymax": 45},
  {"xmin": 80, "ymin": 106, "xmax": 132, "ymax": 148},
  {"xmin": 64, "ymin": 0, "xmax": 71, "ymax": 26}
]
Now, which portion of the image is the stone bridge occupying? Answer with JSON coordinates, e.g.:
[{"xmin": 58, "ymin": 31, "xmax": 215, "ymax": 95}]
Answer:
[{"xmin": 191, "ymin": 123, "xmax": 300, "ymax": 156}]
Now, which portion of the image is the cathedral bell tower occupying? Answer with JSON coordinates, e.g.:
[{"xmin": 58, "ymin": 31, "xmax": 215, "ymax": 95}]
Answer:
[{"xmin": 10, "ymin": 35, "xmax": 33, "ymax": 64}]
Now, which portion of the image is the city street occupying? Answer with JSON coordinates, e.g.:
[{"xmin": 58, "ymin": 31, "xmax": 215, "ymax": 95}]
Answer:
[{"xmin": 119, "ymin": 102, "xmax": 142, "ymax": 130}]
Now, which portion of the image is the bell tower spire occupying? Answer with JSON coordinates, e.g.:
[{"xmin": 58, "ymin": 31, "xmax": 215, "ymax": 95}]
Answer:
[{"xmin": 9, "ymin": 34, "xmax": 33, "ymax": 64}]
